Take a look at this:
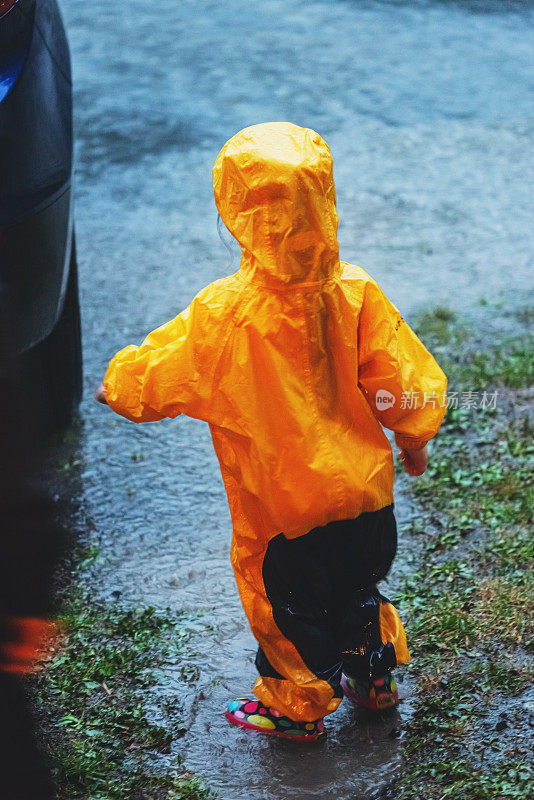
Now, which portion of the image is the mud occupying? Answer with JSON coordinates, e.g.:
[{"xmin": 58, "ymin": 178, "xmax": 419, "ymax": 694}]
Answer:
[{"xmin": 56, "ymin": 0, "xmax": 534, "ymax": 797}]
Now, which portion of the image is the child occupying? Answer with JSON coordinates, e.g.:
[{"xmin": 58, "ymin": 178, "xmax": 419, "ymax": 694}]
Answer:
[{"xmin": 96, "ymin": 122, "xmax": 447, "ymax": 742}]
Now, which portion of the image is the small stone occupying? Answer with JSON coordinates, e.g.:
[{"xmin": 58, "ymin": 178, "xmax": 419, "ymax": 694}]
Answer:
[
  {"xmin": 495, "ymin": 719, "xmax": 508, "ymax": 732},
  {"xmin": 111, "ymin": 590, "xmax": 121, "ymax": 599}
]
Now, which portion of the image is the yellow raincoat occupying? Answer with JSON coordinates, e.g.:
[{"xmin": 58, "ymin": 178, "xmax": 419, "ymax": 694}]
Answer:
[{"xmin": 104, "ymin": 122, "xmax": 447, "ymax": 721}]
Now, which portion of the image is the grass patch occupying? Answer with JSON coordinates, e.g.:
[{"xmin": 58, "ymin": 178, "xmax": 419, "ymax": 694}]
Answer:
[
  {"xmin": 412, "ymin": 306, "xmax": 534, "ymax": 389},
  {"xmin": 397, "ymin": 759, "xmax": 533, "ymax": 800},
  {"xmin": 32, "ymin": 581, "xmax": 213, "ymax": 799},
  {"xmin": 394, "ymin": 305, "xmax": 533, "ymax": 800}
]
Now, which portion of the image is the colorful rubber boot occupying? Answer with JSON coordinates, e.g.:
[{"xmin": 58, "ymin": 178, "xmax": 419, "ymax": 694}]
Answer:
[
  {"xmin": 225, "ymin": 698, "xmax": 325, "ymax": 741},
  {"xmin": 340, "ymin": 672, "xmax": 399, "ymax": 711}
]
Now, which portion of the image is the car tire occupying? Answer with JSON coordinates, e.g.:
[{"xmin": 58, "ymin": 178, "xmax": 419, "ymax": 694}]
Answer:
[{"xmin": 22, "ymin": 232, "xmax": 83, "ymax": 435}]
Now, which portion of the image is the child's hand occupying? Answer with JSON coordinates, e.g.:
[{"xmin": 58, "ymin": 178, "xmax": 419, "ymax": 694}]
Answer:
[
  {"xmin": 399, "ymin": 445, "xmax": 428, "ymax": 476},
  {"xmin": 95, "ymin": 383, "xmax": 108, "ymax": 405}
]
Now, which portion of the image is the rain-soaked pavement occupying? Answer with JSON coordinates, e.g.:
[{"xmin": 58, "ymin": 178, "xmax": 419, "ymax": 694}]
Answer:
[{"xmin": 59, "ymin": 0, "xmax": 533, "ymax": 797}]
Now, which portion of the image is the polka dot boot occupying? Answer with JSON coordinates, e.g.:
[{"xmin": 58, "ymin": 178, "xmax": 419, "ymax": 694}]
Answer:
[
  {"xmin": 340, "ymin": 672, "xmax": 399, "ymax": 711},
  {"xmin": 225, "ymin": 698, "xmax": 326, "ymax": 741}
]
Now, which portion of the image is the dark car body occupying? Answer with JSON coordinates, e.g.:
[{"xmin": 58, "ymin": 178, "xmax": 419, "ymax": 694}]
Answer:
[{"xmin": 0, "ymin": 0, "xmax": 81, "ymax": 430}]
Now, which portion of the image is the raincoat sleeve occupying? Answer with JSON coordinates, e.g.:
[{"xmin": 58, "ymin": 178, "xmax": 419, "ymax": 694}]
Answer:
[
  {"xmin": 357, "ymin": 278, "xmax": 447, "ymax": 450},
  {"xmin": 103, "ymin": 293, "xmax": 217, "ymax": 424}
]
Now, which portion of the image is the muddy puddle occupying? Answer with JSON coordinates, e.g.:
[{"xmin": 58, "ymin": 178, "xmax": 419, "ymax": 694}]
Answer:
[{"xmin": 56, "ymin": 0, "xmax": 534, "ymax": 796}]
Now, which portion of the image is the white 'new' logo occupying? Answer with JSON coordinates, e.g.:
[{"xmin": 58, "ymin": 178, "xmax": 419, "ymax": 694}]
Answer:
[{"xmin": 375, "ymin": 389, "xmax": 396, "ymax": 410}]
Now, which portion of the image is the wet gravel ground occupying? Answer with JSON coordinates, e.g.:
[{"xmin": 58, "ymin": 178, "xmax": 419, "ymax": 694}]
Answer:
[{"xmin": 59, "ymin": 0, "xmax": 534, "ymax": 797}]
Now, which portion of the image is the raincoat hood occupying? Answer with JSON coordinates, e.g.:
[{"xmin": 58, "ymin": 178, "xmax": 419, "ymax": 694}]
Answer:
[{"xmin": 213, "ymin": 122, "xmax": 340, "ymax": 286}]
